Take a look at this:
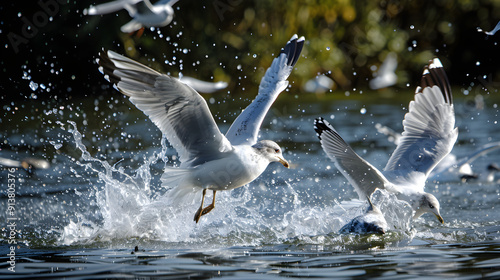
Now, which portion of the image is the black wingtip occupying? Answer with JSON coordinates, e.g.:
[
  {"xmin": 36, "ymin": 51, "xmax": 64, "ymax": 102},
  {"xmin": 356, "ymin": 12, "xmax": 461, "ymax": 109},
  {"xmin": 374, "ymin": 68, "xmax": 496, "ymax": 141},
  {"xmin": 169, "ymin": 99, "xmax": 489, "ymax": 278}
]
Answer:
[
  {"xmin": 280, "ymin": 34, "xmax": 305, "ymax": 67},
  {"xmin": 97, "ymin": 49, "xmax": 121, "ymax": 85},
  {"xmin": 419, "ymin": 58, "xmax": 453, "ymax": 105},
  {"xmin": 314, "ymin": 117, "xmax": 328, "ymax": 139}
]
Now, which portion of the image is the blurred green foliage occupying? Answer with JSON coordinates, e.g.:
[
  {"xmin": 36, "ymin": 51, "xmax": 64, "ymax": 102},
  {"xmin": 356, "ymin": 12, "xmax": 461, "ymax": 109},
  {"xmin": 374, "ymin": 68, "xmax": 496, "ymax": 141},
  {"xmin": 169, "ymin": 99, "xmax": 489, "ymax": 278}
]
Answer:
[{"xmin": 1, "ymin": 0, "xmax": 499, "ymax": 101}]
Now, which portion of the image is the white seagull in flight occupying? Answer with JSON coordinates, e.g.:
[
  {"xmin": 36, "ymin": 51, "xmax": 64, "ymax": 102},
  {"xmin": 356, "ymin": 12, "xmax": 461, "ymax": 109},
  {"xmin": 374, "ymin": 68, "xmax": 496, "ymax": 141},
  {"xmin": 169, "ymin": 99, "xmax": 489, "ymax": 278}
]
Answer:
[
  {"xmin": 84, "ymin": 0, "xmax": 179, "ymax": 33},
  {"xmin": 369, "ymin": 52, "xmax": 398, "ymax": 90},
  {"xmin": 178, "ymin": 74, "xmax": 228, "ymax": 94},
  {"xmin": 97, "ymin": 35, "xmax": 304, "ymax": 223},
  {"xmin": 315, "ymin": 58, "xmax": 457, "ymax": 224}
]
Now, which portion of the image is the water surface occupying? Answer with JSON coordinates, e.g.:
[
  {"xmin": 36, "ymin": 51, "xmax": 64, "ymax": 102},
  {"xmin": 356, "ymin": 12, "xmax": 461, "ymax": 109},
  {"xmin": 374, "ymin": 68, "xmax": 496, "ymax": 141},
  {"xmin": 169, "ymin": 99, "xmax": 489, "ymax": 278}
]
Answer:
[{"xmin": 1, "ymin": 90, "xmax": 500, "ymax": 278}]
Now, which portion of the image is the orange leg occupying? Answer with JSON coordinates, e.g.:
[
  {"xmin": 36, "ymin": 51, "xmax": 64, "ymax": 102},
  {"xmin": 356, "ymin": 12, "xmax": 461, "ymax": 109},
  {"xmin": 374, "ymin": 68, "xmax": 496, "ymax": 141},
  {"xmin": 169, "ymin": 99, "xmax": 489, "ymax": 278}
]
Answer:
[
  {"xmin": 193, "ymin": 190, "xmax": 217, "ymax": 223},
  {"xmin": 201, "ymin": 190, "xmax": 217, "ymax": 216},
  {"xmin": 194, "ymin": 189, "xmax": 207, "ymax": 223},
  {"xmin": 134, "ymin": 27, "xmax": 145, "ymax": 38}
]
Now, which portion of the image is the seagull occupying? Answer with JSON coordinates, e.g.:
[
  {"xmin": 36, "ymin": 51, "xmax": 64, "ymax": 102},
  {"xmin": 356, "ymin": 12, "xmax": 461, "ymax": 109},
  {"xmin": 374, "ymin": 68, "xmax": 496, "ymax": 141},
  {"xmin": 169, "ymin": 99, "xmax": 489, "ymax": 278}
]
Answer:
[
  {"xmin": 84, "ymin": 0, "xmax": 179, "ymax": 33},
  {"xmin": 315, "ymin": 58, "xmax": 457, "ymax": 224},
  {"xmin": 376, "ymin": 123, "xmax": 500, "ymax": 183},
  {"xmin": 369, "ymin": 52, "xmax": 398, "ymax": 90},
  {"xmin": 339, "ymin": 196, "xmax": 388, "ymax": 234},
  {"xmin": 431, "ymin": 143, "xmax": 500, "ymax": 182},
  {"xmin": 0, "ymin": 156, "xmax": 50, "ymax": 174},
  {"xmin": 478, "ymin": 21, "xmax": 500, "ymax": 36},
  {"xmin": 97, "ymin": 35, "xmax": 304, "ymax": 223},
  {"xmin": 178, "ymin": 74, "xmax": 228, "ymax": 94},
  {"xmin": 303, "ymin": 75, "xmax": 334, "ymax": 94},
  {"xmin": 485, "ymin": 163, "xmax": 500, "ymax": 183}
]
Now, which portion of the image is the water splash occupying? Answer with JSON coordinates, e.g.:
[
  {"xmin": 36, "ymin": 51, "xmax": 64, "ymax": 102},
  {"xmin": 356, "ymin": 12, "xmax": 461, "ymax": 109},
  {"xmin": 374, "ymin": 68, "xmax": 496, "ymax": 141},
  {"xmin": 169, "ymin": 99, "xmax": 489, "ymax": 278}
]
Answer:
[{"xmin": 59, "ymin": 121, "xmax": 414, "ymax": 248}]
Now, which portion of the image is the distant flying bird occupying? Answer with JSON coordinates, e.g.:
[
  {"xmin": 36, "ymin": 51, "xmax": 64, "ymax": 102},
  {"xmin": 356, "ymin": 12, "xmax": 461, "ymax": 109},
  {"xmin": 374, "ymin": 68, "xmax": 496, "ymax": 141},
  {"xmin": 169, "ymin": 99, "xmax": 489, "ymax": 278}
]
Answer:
[
  {"xmin": 178, "ymin": 74, "xmax": 228, "ymax": 94},
  {"xmin": 315, "ymin": 58, "xmax": 456, "ymax": 224},
  {"xmin": 0, "ymin": 156, "xmax": 50, "ymax": 174},
  {"xmin": 84, "ymin": 0, "xmax": 179, "ymax": 33},
  {"xmin": 303, "ymin": 75, "xmax": 334, "ymax": 94},
  {"xmin": 339, "ymin": 196, "xmax": 388, "ymax": 234},
  {"xmin": 97, "ymin": 35, "xmax": 304, "ymax": 223},
  {"xmin": 478, "ymin": 21, "xmax": 500, "ymax": 36},
  {"xmin": 369, "ymin": 52, "xmax": 398, "ymax": 90}
]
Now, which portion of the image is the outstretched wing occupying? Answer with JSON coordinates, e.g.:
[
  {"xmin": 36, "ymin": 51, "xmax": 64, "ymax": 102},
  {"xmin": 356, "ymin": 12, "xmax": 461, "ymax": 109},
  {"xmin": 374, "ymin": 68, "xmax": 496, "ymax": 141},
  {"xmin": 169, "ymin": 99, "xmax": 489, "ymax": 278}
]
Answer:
[
  {"xmin": 98, "ymin": 50, "xmax": 232, "ymax": 166},
  {"xmin": 384, "ymin": 58, "xmax": 458, "ymax": 183},
  {"xmin": 84, "ymin": 0, "xmax": 142, "ymax": 15},
  {"xmin": 315, "ymin": 117, "xmax": 390, "ymax": 200},
  {"xmin": 225, "ymin": 35, "xmax": 305, "ymax": 146}
]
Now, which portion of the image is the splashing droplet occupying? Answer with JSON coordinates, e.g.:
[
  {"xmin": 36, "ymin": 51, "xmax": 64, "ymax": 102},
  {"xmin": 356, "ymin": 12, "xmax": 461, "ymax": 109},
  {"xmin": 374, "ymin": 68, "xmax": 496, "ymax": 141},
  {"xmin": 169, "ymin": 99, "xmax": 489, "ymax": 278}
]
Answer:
[{"xmin": 29, "ymin": 81, "xmax": 38, "ymax": 91}]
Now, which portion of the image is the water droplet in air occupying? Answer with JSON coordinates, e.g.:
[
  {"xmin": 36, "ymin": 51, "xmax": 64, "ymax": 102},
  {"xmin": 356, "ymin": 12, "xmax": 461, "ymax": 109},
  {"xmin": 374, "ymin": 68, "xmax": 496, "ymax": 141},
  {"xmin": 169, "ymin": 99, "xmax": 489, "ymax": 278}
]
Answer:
[
  {"xmin": 50, "ymin": 141, "xmax": 63, "ymax": 150},
  {"xmin": 360, "ymin": 108, "xmax": 367, "ymax": 114},
  {"xmin": 29, "ymin": 81, "xmax": 38, "ymax": 91}
]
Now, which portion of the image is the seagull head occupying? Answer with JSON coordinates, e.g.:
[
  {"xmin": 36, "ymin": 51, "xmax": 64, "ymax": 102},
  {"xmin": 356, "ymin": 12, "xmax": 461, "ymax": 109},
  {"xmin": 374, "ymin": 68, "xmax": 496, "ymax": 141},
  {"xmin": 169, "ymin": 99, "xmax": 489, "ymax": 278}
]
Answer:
[
  {"xmin": 253, "ymin": 140, "xmax": 290, "ymax": 168},
  {"xmin": 414, "ymin": 193, "xmax": 444, "ymax": 224}
]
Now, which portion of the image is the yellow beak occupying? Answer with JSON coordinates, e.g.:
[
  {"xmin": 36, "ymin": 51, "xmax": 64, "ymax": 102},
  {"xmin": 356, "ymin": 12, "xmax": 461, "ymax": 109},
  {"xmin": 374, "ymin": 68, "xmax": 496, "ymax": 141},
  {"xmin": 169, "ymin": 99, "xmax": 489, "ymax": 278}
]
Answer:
[
  {"xmin": 436, "ymin": 214, "xmax": 444, "ymax": 224},
  {"xmin": 279, "ymin": 157, "xmax": 290, "ymax": 168}
]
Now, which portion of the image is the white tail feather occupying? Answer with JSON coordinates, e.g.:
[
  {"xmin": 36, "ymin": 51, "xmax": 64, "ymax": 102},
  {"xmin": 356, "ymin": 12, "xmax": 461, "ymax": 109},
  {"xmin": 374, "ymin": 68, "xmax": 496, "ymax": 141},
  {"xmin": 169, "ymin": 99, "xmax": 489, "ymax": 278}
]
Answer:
[{"xmin": 161, "ymin": 167, "xmax": 199, "ymax": 204}]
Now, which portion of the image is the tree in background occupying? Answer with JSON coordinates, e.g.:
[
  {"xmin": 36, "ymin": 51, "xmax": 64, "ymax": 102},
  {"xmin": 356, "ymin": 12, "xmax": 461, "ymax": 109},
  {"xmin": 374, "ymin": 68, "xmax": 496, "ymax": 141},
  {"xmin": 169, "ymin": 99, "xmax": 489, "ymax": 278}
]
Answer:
[{"xmin": 1, "ymin": 0, "xmax": 499, "ymax": 101}]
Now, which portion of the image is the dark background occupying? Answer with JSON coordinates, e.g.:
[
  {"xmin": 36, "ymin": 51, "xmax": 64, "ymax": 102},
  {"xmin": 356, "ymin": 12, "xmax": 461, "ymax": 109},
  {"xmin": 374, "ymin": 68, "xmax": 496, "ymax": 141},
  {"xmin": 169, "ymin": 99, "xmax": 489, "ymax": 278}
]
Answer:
[{"xmin": 0, "ymin": 0, "xmax": 499, "ymax": 104}]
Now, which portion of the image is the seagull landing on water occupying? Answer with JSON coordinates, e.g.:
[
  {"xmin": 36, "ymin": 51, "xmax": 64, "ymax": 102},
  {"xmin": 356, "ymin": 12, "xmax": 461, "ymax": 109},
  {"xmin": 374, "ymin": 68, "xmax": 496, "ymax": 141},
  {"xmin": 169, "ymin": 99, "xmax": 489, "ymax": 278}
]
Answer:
[
  {"xmin": 97, "ymin": 35, "xmax": 304, "ymax": 223},
  {"xmin": 315, "ymin": 58, "xmax": 457, "ymax": 224},
  {"xmin": 84, "ymin": 0, "xmax": 179, "ymax": 33}
]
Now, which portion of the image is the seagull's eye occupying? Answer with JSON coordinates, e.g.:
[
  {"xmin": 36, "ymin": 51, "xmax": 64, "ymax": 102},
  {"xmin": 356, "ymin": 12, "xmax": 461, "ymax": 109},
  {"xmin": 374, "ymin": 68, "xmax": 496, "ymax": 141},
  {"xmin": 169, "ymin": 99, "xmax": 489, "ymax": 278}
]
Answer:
[
  {"xmin": 275, "ymin": 149, "xmax": 280, "ymax": 153},
  {"xmin": 429, "ymin": 204, "xmax": 434, "ymax": 209}
]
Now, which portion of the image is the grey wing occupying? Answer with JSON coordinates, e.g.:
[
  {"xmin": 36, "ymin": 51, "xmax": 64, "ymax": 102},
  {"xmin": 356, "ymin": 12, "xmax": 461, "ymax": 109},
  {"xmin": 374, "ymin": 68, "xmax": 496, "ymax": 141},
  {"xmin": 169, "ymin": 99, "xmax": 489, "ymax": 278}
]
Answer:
[
  {"xmin": 384, "ymin": 58, "xmax": 458, "ymax": 179},
  {"xmin": 84, "ymin": 0, "xmax": 142, "ymax": 15},
  {"xmin": 225, "ymin": 34, "xmax": 305, "ymax": 146},
  {"xmin": 98, "ymin": 50, "xmax": 232, "ymax": 166},
  {"xmin": 157, "ymin": 0, "xmax": 180, "ymax": 6},
  {"xmin": 132, "ymin": 0, "xmax": 155, "ymax": 15},
  {"xmin": 314, "ymin": 117, "xmax": 389, "ymax": 200}
]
